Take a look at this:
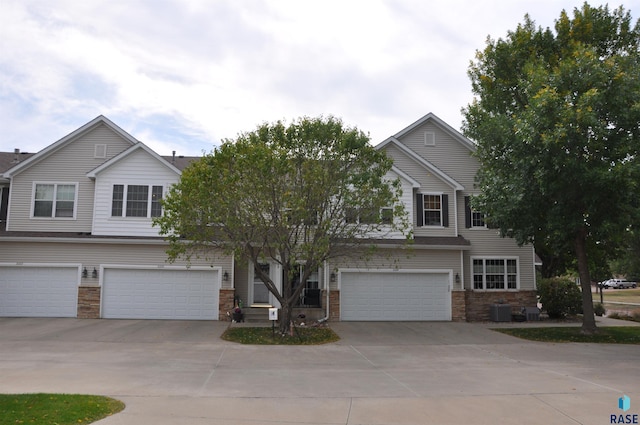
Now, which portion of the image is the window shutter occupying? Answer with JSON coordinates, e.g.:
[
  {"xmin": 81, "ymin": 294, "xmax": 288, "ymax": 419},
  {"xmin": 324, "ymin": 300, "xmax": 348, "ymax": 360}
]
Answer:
[
  {"xmin": 416, "ymin": 193, "xmax": 424, "ymax": 227},
  {"xmin": 464, "ymin": 196, "xmax": 471, "ymax": 228},
  {"xmin": 442, "ymin": 194, "xmax": 449, "ymax": 227}
]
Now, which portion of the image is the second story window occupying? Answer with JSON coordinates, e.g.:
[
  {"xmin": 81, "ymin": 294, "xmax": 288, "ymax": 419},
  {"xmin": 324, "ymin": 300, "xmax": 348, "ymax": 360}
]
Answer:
[
  {"xmin": 465, "ymin": 196, "xmax": 487, "ymax": 229},
  {"xmin": 416, "ymin": 193, "xmax": 449, "ymax": 227},
  {"xmin": 345, "ymin": 206, "xmax": 393, "ymax": 225},
  {"xmin": 112, "ymin": 184, "xmax": 163, "ymax": 218},
  {"xmin": 33, "ymin": 183, "xmax": 77, "ymax": 218}
]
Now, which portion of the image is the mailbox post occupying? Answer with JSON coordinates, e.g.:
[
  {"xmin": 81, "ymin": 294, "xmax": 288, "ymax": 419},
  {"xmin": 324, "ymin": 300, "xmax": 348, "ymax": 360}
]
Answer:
[{"xmin": 269, "ymin": 308, "xmax": 278, "ymax": 337}]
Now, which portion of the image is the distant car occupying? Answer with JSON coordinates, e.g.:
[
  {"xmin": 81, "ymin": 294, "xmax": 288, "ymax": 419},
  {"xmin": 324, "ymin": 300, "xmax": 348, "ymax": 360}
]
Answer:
[{"xmin": 602, "ymin": 279, "xmax": 637, "ymax": 289}]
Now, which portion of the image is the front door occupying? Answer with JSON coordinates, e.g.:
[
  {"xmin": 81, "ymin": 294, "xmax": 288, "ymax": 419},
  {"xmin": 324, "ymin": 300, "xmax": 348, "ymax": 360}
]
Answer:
[{"xmin": 252, "ymin": 263, "xmax": 270, "ymax": 304}]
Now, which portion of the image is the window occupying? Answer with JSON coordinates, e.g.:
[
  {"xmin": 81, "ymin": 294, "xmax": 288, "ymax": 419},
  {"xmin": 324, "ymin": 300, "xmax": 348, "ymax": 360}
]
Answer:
[
  {"xmin": 111, "ymin": 185, "xmax": 163, "ymax": 218},
  {"xmin": 416, "ymin": 193, "xmax": 449, "ymax": 227},
  {"xmin": 465, "ymin": 196, "xmax": 486, "ymax": 229},
  {"xmin": 151, "ymin": 186, "xmax": 163, "ymax": 217},
  {"xmin": 471, "ymin": 211, "xmax": 485, "ymax": 228},
  {"xmin": 288, "ymin": 265, "xmax": 321, "ymax": 307},
  {"xmin": 358, "ymin": 206, "xmax": 379, "ymax": 224},
  {"xmin": 33, "ymin": 183, "xmax": 76, "ymax": 218},
  {"xmin": 381, "ymin": 207, "xmax": 393, "ymax": 224},
  {"xmin": 423, "ymin": 195, "xmax": 441, "ymax": 226},
  {"xmin": 473, "ymin": 258, "xmax": 518, "ymax": 290},
  {"xmin": 111, "ymin": 185, "xmax": 124, "ymax": 216},
  {"xmin": 345, "ymin": 206, "xmax": 392, "ymax": 225}
]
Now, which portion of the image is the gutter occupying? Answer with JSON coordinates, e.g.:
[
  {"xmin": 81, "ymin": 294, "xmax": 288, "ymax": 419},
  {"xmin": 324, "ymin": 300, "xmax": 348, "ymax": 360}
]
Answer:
[{"xmin": 318, "ymin": 260, "xmax": 330, "ymax": 323}]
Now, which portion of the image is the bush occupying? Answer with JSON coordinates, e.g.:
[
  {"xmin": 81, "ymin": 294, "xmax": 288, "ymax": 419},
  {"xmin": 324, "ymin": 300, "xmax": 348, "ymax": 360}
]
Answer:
[
  {"xmin": 538, "ymin": 277, "xmax": 583, "ymax": 319},
  {"xmin": 594, "ymin": 303, "xmax": 606, "ymax": 317}
]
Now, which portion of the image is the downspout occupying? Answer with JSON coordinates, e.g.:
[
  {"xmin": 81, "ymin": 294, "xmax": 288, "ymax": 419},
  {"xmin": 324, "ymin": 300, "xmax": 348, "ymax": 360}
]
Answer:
[{"xmin": 318, "ymin": 260, "xmax": 330, "ymax": 322}]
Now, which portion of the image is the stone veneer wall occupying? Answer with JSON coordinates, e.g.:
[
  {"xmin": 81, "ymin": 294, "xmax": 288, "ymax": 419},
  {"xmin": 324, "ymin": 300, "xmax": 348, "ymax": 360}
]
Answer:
[
  {"xmin": 465, "ymin": 290, "xmax": 537, "ymax": 322},
  {"xmin": 326, "ymin": 289, "xmax": 340, "ymax": 321},
  {"xmin": 219, "ymin": 289, "xmax": 236, "ymax": 321},
  {"xmin": 451, "ymin": 291, "xmax": 466, "ymax": 322},
  {"xmin": 77, "ymin": 286, "xmax": 101, "ymax": 319}
]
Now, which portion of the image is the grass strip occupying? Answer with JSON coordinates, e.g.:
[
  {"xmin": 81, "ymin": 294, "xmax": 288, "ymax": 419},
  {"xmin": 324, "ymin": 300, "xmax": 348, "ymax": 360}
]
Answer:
[
  {"xmin": 0, "ymin": 393, "xmax": 125, "ymax": 425},
  {"xmin": 494, "ymin": 326, "xmax": 640, "ymax": 344},
  {"xmin": 222, "ymin": 326, "xmax": 340, "ymax": 345}
]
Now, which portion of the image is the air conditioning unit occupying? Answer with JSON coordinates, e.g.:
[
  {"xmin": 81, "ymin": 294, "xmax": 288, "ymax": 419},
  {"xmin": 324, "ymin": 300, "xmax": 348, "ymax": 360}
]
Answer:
[{"xmin": 490, "ymin": 304, "xmax": 512, "ymax": 322}]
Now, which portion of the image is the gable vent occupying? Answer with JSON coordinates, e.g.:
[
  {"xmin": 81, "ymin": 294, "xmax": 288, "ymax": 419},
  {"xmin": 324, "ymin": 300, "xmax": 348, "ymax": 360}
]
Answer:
[
  {"xmin": 424, "ymin": 132, "xmax": 435, "ymax": 146},
  {"xmin": 94, "ymin": 144, "xmax": 107, "ymax": 158}
]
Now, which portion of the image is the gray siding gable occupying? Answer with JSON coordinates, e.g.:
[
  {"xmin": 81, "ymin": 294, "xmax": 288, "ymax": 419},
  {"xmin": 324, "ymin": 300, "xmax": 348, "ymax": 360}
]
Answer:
[
  {"xmin": 379, "ymin": 139, "xmax": 464, "ymax": 191},
  {"xmin": 4, "ymin": 117, "xmax": 138, "ymax": 232},
  {"xmin": 390, "ymin": 112, "xmax": 476, "ymax": 152},
  {"xmin": 4, "ymin": 115, "xmax": 138, "ymax": 179},
  {"xmin": 379, "ymin": 114, "xmax": 479, "ymax": 192}
]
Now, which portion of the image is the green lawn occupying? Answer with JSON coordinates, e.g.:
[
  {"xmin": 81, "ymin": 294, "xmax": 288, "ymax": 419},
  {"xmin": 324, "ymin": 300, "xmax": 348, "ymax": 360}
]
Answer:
[
  {"xmin": 0, "ymin": 393, "xmax": 124, "ymax": 425},
  {"xmin": 494, "ymin": 326, "xmax": 640, "ymax": 344},
  {"xmin": 222, "ymin": 326, "xmax": 340, "ymax": 344},
  {"xmin": 595, "ymin": 287, "xmax": 640, "ymax": 317}
]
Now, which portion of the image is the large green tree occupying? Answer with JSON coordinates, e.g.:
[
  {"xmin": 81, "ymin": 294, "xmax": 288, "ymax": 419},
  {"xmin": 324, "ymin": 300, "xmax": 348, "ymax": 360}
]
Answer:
[
  {"xmin": 154, "ymin": 116, "xmax": 409, "ymax": 333},
  {"xmin": 463, "ymin": 3, "xmax": 640, "ymax": 333}
]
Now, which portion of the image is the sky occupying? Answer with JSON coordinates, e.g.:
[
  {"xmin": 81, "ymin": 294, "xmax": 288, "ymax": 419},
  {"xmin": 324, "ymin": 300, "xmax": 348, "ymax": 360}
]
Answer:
[{"xmin": 1, "ymin": 0, "xmax": 638, "ymax": 157}]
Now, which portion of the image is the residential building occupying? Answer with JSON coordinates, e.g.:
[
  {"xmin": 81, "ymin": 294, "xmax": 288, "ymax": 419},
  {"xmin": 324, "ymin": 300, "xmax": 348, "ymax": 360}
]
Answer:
[{"xmin": 0, "ymin": 114, "xmax": 536, "ymax": 322}]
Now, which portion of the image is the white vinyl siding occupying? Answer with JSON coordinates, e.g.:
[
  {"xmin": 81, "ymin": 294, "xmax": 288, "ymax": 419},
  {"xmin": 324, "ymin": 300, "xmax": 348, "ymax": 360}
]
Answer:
[{"xmin": 92, "ymin": 149, "xmax": 179, "ymax": 237}]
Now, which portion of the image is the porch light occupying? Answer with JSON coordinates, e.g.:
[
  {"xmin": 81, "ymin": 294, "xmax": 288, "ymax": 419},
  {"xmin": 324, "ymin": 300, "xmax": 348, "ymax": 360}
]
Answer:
[
  {"xmin": 330, "ymin": 272, "xmax": 336, "ymax": 283},
  {"xmin": 82, "ymin": 267, "xmax": 88, "ymax": 278},
  {"xmin": 223, "ymin": 271, "xmax": 229, "ymax": 281},
  {"xmin": 92, "ymin": 267, "xmax": 98, "ymax": 279},
  {"xmin": 455, "ymin": 273, "xmax": 460, "ymax": 284}
]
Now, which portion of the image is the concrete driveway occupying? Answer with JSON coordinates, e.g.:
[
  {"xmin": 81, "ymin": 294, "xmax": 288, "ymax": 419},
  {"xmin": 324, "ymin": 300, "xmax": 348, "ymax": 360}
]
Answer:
[{"xmin": 0, "ymin": 318, "xmax": 638, "ymax": 425}]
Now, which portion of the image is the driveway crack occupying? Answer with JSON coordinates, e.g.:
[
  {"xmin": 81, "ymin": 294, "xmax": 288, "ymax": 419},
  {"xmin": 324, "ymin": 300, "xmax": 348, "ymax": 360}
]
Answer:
[{"xmin": 198, "ymin": 345, "xmax": 227, "ymax": 395}]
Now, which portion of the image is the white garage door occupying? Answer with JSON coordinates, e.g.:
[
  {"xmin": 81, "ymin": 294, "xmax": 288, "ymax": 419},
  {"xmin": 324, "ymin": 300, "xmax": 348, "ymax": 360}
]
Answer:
[
  {"xmin": 0, "ymin": 266, "xmax": 78, "ymax": 317},
  {"xmin": 102, "ymin": 268, "xmax": 219, "ymax": 320},
  {"xmin": 340, "ymin": 271, "xmax": 451, "ymax": 321}
]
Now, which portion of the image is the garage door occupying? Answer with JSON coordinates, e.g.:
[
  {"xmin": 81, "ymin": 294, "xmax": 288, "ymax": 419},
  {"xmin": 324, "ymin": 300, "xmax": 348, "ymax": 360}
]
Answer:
[
  {"xmin": 102, "ymin": 268, "xmax": 219, "ymax": 320},
  {"xmin": 0, "ymin": 266, "xmax": 78, "ymax": 317},
  {"xmin": 340, "ymin": 271, "xmax": 451, "ymax": 321}
]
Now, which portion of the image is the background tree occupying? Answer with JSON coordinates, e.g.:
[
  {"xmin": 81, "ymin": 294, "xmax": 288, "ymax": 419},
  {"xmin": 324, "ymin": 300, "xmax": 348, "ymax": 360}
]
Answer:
[
  {"xmin": 611, "ymin": 226, "xmax": 640, "ymax": 281},
  {"xmin": 463, "ymin": 4, "xmax": 640, "ymax": 334},
  {"xmin": 155, "ymin": 116, "xmax": 410, "ymax": 334}
]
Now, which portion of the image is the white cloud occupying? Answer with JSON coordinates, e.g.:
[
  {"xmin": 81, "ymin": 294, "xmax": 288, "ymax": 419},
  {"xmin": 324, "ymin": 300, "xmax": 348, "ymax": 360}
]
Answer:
[{"xmin": 1, "ymin": 0, "xmax": 635, "ymax": 156}]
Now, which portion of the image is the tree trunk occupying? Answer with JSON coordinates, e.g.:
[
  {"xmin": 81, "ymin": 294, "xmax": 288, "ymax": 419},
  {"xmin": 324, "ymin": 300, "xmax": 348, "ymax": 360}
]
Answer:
[
  {"xmin": 575, "ymin": 227, "xmax": 597, "ymax": 334},
  {"xmin": 278, "ymin": 303, "xmax": 290, "ymax": 335}
]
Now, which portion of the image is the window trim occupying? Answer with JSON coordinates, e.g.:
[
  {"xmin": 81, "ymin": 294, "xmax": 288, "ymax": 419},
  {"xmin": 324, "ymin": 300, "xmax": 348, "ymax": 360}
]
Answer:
[
  {"xmin": 31, "ymin": 182, "xmax": 78, "ymax": 219},
  {"xmin": 464, "ymin": 195, "xmax": 487, "ymax": 229},
  {"xmin": 345, "ymin": 206, "xmax": 394, "ymax": 225},
  {"xmin": 471, "ymin": 257, "xmax": 519, "ymax": 291},
  {"xmin": 416, "ymin": 192, "xmax": 448, "ymax": 227},
  {"xmin": 111, "ymin": 184, "xmax": 164, "ymax": 219}
]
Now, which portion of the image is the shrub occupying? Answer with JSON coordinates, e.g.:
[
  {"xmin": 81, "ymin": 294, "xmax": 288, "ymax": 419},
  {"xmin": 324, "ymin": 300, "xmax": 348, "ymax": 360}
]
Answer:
[
  {"xmin": 594, "ymin": 303, "xmax": 606, "ymax": 317},
  {"xmin": 538, "ymin": 277, "xmax": 583, "ymax": 319}
]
